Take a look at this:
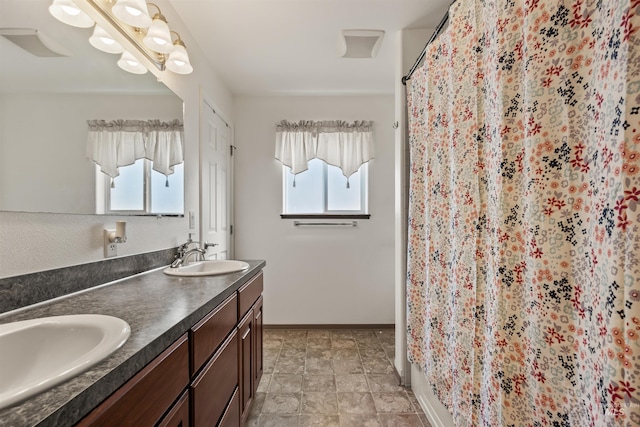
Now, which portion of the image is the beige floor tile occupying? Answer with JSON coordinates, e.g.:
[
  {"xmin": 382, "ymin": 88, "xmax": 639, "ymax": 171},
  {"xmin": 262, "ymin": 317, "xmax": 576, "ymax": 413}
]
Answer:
[
  {"xmin": 269, "ymin": 374, "xmax": 303, "ymax": 393},
  {"xmin": 336, "ymin": 392, "xmax": 377, "ymax": 414},
  {"xmin": 332, "ymin": 349, "xmax": 361, "ymax": 360},
  {"xmin": 331, "ymin": 338, "xmax": 357, "ymax": 349},
  {"xmin": 303, "ymin": 375, "xmax": 336, "ymax": 392},
  {"xmin": 362, "ymin": 357, "xmax": 395, "ymax": 374},
  {"xmin": 299, "ymin": 414, "xmax": 340, "ymax": 427},
  {"xmin": 332, "ymin": 359, "xmax": 364, "ymax": 374},
  {"xmin": 306, "ymin": 348, "xmax": 333, "ymax": 359},
  {"xmin": 256, "ymin": 414, "xmax": 300, "ymax": 427},
  {"xmin": 330, "ymin": 330, "xmax": 354, "ymax": 339},
  {"xmin": 371, "ymin": 392, "xmax": 414, "ymax": 414},
  {"xmin": 335, "ymin": 374, "xmax": 369, "ymax": 392},
  {"xmin": 301, "ymin": 392, "xmax": 338, "ymax": 414},
  {"xmin": 339, "ymin": 414, "xmax": 382, "ymax": 427},
  {"xmin": 262, "ymin": 393, "xmax": 302, "ymax": 414},
  {"xmin": 307, "ymin": 338, "xmax": 332, "ymax": 349},
  {"xmin": 378, "ymin": 413, "xmax": 424, "ymax": 426},
  {"xmin": 366, "ymin": 373, "xmax": 404, "ymax": 392},
  {"xmin": 305, "ymin": 357, "xmax": 334, "ymax": 374},
  {"xmin": 307, "ymin": 330, "xmax": 331, "ymax": 339}
]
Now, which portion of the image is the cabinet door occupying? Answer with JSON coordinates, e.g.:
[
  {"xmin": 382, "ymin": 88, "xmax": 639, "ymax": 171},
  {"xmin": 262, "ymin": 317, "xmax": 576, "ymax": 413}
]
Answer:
[
  {"xmin": 237, "ymin": 310, "xmax": 254, "ymax": 423},
  {"xmin": 253, "ymin": 296, "xmax": 263, "ymax": 391}
]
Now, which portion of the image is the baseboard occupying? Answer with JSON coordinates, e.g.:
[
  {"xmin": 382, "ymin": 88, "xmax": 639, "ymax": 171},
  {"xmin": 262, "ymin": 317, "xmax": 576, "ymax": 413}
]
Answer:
[{"xmin": 264, "ymin": 324, "xmax": 395, "ymax": 330}]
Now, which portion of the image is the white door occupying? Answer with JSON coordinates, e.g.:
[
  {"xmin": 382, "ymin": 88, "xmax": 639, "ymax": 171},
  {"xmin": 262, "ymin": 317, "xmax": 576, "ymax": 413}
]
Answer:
[{"xmin": 200, "ymin": 100, "xmax": 231, "ymax": 260}]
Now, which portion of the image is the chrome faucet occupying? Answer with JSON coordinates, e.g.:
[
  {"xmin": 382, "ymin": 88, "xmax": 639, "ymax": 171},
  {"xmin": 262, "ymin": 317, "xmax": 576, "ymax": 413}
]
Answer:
[{"xmin": 171, "ymin": 234, "xmax": 207, "ymax": 268}]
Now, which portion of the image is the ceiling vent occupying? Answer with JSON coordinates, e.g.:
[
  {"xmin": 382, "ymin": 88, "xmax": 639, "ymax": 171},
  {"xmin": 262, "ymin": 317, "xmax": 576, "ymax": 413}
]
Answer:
[
  {"xmin": 339, "ymin": 29, "xmax": 385, "ymax": 58},
  {"xmin": 0, "ymin": 28, "xmax": 69, "ymax": 57}
]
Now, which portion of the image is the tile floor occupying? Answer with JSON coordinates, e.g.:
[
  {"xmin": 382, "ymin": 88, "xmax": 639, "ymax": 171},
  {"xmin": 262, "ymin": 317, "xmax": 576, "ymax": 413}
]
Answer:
[{"xmin": 245, "ymin": 328, "xmax": 432, "ymax": 427}]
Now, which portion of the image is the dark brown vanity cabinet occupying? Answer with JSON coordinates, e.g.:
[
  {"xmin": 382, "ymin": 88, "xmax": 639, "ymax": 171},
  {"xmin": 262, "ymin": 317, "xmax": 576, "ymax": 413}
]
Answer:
[
  {"xmin": 237, "ymin": 273, "xmax": 264, "ymax": 424},
  {"xmin": 77, "ymin": 271, "xmax": 264, "ymax": 427}
]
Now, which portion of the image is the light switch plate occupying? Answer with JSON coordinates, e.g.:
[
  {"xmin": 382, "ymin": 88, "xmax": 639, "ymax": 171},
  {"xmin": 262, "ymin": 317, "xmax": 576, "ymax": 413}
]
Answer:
[
  {"xmin": 104, "ymin": 229, "xmax": 117, "ymax": 258},
  {"xmin": 189, "ymin": 211, "xmax": 195, "ymax": 229}
]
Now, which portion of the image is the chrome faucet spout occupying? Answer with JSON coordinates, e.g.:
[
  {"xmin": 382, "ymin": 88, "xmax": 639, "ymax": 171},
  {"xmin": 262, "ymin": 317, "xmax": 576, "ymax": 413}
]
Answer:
[
  {"xmin": 171, "ymin": 236, "xmax": 207, "ymax": 268},
  {"xmin": 183, "ymin": 248, "xmax": 207, "ymax": 264}
]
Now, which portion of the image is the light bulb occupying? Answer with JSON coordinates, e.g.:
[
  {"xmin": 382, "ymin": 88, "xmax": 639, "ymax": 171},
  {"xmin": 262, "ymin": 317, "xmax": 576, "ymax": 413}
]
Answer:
[
  {"xmin": 49, "ymin": 0, "xmax": 94, "ymax": 28},
  {"xmin": 112, "ymin": 0, "xmax": 152, "ymax": 28},
  {"xmin": 89, "ymin": 25, "xmax": 124, "ymax": 54},
  {"xmin": 166, "ymin": 41, "xmax": 193, "ymax": 74},
  {"xmin": 117, "ymin": 51, "xmax": 147, "ymax": 74},
  {"xmin": 143, "ymin": 14, "xmax": 174, "ymax": 53}
]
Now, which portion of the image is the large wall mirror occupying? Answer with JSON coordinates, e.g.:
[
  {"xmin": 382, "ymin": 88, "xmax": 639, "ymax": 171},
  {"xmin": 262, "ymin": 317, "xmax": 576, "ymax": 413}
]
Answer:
[{"xmin": 0, "ymin": 0, "xmax": 185, "ymax": 215}]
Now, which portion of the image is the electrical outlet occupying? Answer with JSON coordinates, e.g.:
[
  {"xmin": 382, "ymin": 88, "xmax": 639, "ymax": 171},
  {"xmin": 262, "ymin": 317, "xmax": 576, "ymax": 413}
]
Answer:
[{"xmin": 104, "ymin": 229, "xmax": 117, "ymax": 258}]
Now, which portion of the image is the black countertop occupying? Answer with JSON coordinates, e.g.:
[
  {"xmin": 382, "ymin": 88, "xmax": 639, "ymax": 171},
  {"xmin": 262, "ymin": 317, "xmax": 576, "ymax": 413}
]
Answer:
[{"xmin": 0, "ymin": 260, "xmax": 266, "ymax": 427}]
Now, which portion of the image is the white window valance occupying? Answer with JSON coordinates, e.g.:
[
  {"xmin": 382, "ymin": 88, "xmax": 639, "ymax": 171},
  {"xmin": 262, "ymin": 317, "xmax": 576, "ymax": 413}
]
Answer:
[
  {"xmin": 86, "ymin": 119, "xmax": 184, "ymax": 178},
  {"xmin": 275, "ymin": 120, "xmax": 374, "ymax": 178}
]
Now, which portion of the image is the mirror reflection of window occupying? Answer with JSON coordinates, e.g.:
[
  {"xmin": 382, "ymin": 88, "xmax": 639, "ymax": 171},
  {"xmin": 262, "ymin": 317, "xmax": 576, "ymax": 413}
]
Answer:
[{"xmin": 106, "ymin": 160, "xmax": 184, "ymax": 215}]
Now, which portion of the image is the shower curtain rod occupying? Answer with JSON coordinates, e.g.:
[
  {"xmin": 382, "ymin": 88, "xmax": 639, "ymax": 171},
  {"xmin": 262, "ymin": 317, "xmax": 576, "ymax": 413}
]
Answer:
[{"xmin": 401, "ymin": 1, "xmax": 455, "ymax": 85}]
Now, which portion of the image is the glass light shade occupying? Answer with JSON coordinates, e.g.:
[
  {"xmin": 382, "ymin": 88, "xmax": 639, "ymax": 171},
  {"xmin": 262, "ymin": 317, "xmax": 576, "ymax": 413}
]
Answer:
[
  {"xmin": 117, "ymin": 51, "xmax": 147, "ymax": 74},
  {"xmin": 112, "ymin": 0, "xmax": 152, "ymax": 28},
  {"xmin": 89, "ymin": 25, "xmax": 124, "ymax": 54},
  {"xmin": 49, "ymin": 0, "xmax": 94, "ymax": 28},
  {"xmin": 143, "ymin": 16, "xmax": 174, "ymax": 53},
  {"xmin": 166, "ymin": 43, "xmax": 193, "ymax": 74}
]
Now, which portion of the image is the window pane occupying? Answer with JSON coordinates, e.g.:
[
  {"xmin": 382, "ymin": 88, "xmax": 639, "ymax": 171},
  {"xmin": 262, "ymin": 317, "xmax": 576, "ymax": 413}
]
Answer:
[
  {"xmin": 110, "ymin": 159, "xmax": 144, "ymax": 211},
  {"xmin": 327, "ymin": 164, "xmax": 362, "ymax": 211},
  {"xmin": 151, "ymin": 163, "xmax": 184, "ymax": 214},
  {"xmin": 284, "ymin": 158, "xmax": 323, "ymax": 213}
]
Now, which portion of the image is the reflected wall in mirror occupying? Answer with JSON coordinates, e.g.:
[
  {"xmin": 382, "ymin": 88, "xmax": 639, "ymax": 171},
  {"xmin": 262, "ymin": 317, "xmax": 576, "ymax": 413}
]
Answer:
[{"xmin": 0, "ymin": 0, "xmax": 185, "ymax": 215}]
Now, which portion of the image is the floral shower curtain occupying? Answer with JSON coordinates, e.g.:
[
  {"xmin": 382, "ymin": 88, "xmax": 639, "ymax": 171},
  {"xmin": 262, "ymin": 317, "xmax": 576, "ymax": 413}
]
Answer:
[{"xmin": 406, "ymin": 0, "xmax": 640, "ymax": 426}]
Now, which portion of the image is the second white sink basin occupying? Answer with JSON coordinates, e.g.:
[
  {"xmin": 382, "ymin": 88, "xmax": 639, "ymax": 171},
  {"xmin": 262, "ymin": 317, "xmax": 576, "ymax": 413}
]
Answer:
[
  {"xmin": 0, "ymin": 314, "xmax": 130, "ymax": 410},
  {"xmin": 163, "ymin": 260, "xmax": 250, "ymax": 277}
]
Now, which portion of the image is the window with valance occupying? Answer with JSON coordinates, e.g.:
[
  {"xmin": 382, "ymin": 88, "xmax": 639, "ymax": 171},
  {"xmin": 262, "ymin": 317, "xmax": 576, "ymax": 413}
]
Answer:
[{"xmin": 275, "ymin": 120, "xmax": 374, "ymax": 216}]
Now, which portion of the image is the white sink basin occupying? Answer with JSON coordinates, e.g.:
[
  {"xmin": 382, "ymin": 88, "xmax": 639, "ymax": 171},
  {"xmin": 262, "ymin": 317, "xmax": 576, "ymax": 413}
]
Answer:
[
  {"xmin": 0, "ymin": 314, "xmax": 130, "ymax": 409},
  {"xmin": 163, "ymin": 260, "xmax": 250, "ymax": 277}
]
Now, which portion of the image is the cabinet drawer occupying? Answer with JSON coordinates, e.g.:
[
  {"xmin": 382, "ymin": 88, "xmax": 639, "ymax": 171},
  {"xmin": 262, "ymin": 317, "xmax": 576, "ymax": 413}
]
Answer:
[
  {"xmin": 191, "ymin": 293, "xmax": 238, "ymax": 376},
  {"xmin": 218, "ymin": 387, "xmax": 240, "ymax": 427},
  {"xmin": 78, "ymin": 334, "xmax": 189, "ymax": 427},
  {"xmin": 191, "ymin": 329, "xmax": 239, "ymax": 427},
  {"xmin": 238, "ymin": 272, "xmax": 263, "ymax": 320},
  {"xmin": 157, "ymin": 391, "xmax": 189, "ymax": 427}
]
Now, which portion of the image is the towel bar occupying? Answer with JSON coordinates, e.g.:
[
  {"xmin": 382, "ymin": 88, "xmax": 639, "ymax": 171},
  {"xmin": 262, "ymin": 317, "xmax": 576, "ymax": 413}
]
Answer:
[{"xmin": 293, "ymin": 221, "xmax": 357, "ymax": 227}]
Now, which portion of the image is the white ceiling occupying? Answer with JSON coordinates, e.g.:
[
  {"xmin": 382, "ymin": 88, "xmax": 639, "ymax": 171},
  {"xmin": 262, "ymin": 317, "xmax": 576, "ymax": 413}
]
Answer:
[{"xmin": 169, "ymin": 0, "xmax": 450, "ymax": 95}]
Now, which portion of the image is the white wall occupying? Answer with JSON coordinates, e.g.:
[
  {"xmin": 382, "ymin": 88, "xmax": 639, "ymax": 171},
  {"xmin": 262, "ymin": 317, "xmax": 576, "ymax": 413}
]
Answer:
[
  {"xmin": 234, "ymin": 95, "xmax": 395, "ymax": 325},
  {"xmin": 0, "ymin": 0, "xmax": 232, "ymax": 279}
]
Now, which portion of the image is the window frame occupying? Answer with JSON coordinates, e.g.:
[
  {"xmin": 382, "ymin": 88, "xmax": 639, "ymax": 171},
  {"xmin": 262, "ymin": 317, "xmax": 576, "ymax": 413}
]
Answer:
[{"xmin": 280, "ymin": 159, "xmax": 370, "ymax": 218}]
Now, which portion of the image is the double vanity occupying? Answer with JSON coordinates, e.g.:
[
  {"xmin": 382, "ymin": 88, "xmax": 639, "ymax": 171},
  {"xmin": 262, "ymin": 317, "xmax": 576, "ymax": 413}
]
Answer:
[{"xmin": 0, "ymin": 259, "xmax": 266, "ymax": 427}]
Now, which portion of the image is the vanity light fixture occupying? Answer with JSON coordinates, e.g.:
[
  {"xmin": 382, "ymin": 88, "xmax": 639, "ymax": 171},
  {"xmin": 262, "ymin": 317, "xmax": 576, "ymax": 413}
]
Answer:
[
  {"xmin": 48, "ymin": 0, "xmax": 95, "ymax": 28},
  {"xmin": 166, "ymin": 32, "xmax": 193, "ymax": 74},
  {"xmin": 142, "ymin": 5, "xmax": 174, "ymax": 54},
  {"xmin": 111, "ymin": 0, "xmax": 152, "ymax": 28},
  {"xmin": 48, "ymin": 0, "xmax": 193, "ymax": 75},
  {"xmin": 89, "ymin": 25, "xmax": 124, "ymax": 54},
  {"xmin": 117, "ymin": 50, "xmax": 147, "ymax": 74}
]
